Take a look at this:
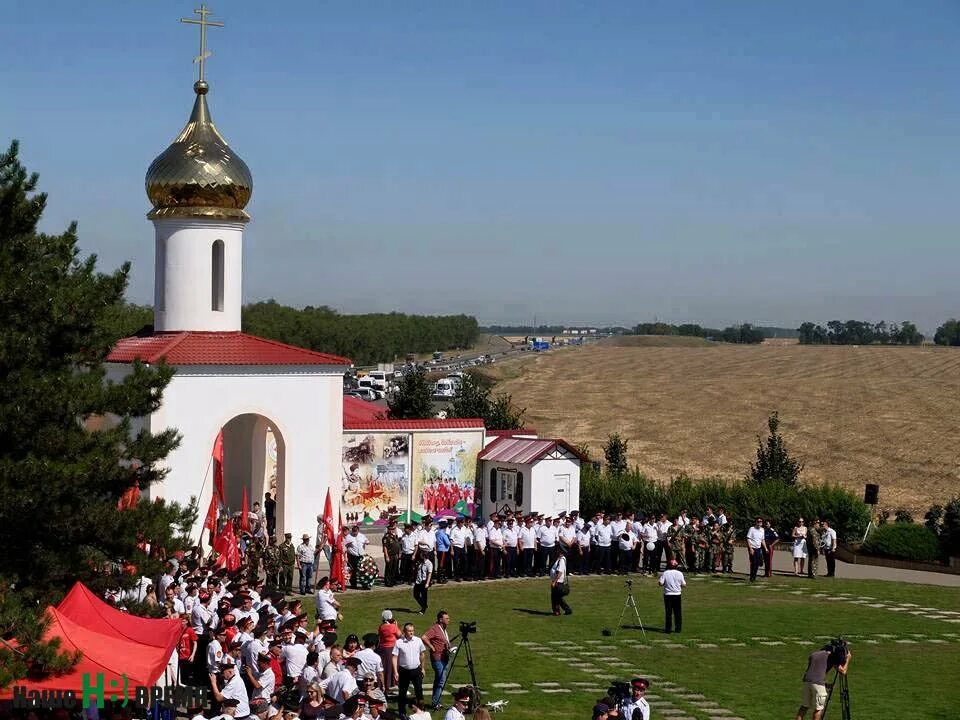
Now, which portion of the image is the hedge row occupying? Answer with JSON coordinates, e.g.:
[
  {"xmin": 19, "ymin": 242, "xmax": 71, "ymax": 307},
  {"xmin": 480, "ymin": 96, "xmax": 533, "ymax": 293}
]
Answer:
[
  {"xmin": 862, "ymin": 523, "xmax": 939, "ymax": 562},
  {"xmin": 579, "ymin": 469, "xmax": 871, "ymax": 543}
]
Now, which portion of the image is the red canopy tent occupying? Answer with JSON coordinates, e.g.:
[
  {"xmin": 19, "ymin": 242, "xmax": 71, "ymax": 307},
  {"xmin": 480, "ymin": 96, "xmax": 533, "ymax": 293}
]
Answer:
[
  {"xmin": 58, "ymin": 582, "xmax": 182, "ymax": 649},
  {"xmin": 0, "ymin": 584, "xmax": 182, "ymax": 698}
]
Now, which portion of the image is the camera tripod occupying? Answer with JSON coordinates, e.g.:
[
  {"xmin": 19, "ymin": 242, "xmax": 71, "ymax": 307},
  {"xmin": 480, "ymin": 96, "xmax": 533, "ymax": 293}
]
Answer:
[
  {"xmin": 613, "ymin": 580, "xmax": 646, "ymax": 639},
  {"xmin": 822, "ymin": 670, "xmax": 850, "ymax": 720},
  {"xmin": 435, "ymin": 629, "xmax": 481, "ymax": 709}
]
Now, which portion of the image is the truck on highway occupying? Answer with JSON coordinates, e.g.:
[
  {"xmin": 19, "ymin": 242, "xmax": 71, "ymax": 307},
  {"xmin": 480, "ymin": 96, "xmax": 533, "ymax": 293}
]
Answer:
[{"xmin": 367, "ymin": 371, "xmax": 390, "ymax": 394}]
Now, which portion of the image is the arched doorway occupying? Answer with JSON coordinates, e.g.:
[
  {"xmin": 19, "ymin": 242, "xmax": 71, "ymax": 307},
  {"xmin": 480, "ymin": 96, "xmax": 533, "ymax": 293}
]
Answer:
[{"xmin": 220, "ymin": 414, "xmax": 286, "ymax": 536}]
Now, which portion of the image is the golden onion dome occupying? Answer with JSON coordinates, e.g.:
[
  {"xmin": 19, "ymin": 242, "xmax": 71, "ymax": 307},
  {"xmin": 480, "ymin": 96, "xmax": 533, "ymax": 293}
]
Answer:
[{"xmin": 146, "ymin": 80, "xmax": 252, "ymax": 221}]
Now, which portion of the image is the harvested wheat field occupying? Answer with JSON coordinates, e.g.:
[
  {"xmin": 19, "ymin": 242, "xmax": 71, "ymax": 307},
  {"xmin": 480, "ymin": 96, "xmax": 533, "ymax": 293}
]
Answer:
[{"xmin": 492, "ymin": 341, "xmax": 960, "ymax": 515}]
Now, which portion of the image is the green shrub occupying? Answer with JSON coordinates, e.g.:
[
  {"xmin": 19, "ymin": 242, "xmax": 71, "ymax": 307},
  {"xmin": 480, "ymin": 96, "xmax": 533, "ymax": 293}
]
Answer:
[
  {"xmin": 862, "ymin": 523, "xmax": 939, "ymax": 562},
  {"xmin": 579, "ymin": 469, "xmax": 870, "ymax": 542}
]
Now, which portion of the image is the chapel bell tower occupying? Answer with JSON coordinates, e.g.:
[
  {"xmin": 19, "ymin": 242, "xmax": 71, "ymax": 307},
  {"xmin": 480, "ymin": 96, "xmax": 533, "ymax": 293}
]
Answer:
[{"xmin": 144, "ymin": 5, "xmax": 252, "ymax": 332}]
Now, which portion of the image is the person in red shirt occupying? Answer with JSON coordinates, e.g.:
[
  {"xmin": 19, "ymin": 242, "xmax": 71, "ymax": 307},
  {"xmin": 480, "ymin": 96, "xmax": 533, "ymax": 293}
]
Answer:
[
  {"xmin": 420, "ymin": 611, "xmax": 452, "ymax": 710},
  {"xmin": 177, "ymin": 614, "xmax": 198, "ymax": 685}
]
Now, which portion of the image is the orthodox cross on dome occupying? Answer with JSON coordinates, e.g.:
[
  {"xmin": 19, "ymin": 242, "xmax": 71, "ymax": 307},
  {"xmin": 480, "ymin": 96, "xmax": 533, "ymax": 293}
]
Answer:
[{"xmin": 180, "ymin": 4, "xmax": 224, "ymax": 83}]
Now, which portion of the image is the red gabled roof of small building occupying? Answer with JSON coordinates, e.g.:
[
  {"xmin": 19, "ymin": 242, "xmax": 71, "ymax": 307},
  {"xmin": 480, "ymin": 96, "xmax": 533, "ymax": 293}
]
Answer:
[
  {"xmin": 342, "ymin": 395, "xmax": 484, "ymax": 431},
  {"xmin": 108, "ymin": 331, "xmax": 351, "ymax": 366},
  {"xmin": 478, "ymin": 435, "xmax": 588, "ymax": 464}
]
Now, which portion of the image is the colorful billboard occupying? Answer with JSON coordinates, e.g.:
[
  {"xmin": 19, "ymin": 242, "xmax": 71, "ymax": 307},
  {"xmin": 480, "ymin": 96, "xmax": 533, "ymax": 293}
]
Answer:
[
  {"xmin": 411, "ymin": 431, "xmax": 484, "ymax": 519},
  {"xmin": 341, "ymin": 433, "xmax": 411, "ymax": 525}
]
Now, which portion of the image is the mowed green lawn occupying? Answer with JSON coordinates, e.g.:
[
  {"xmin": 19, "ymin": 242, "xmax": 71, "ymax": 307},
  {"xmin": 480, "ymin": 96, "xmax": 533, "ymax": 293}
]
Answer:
[{"xmin": 306, "ymin": 574, "xmax": 960, "ymax": 720}]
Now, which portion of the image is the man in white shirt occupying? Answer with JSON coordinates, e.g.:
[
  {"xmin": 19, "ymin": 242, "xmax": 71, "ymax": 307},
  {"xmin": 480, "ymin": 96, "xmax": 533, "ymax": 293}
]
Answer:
[
  {"xmin": 487, "ymin": 519, "xmax": 505, "ymax": 579},
  {"xmin": 746, "ymin": 517, "xmax": 768, "ymax": 582},
  {"xmin": 443, "ymin": 687, "xmax": 472, "ymax": 720},
  {"xmin": 325, "ymin": 656, "xmax": 360, "ymax": 702},
  {"xmin": 470, "ymin": 521, "xmax": 487, "ymax": 580},
  {"xmin": 355, "ymin": 635, "xmax": 385, "ymax": 688},
  {"xmin": 212, "ymin": 660, "xmax": 250, "ymax": 718},
  {"xmin": 416, "ymin": 519, "xmax": 437, "ymax": 564},
  {"xmin": 449, "ymin": 517, "xmax": 469, "ymax": 581},
  {"xmin": 518, "ymin": 516, "xmax": 538, "ymax": 578},
  {"xmin": 641, "ymin": 518, "xmax": 659, "ymax": 574},
  {"xmin": 502, "ymin": 518, "xmax": 519, "ymax": 577},
  {"xmin": 296, "ymin": 534, "xmax": 315, "ymax": 595},
  {"xmin": 716, "ymin": 506, "xmax": 728, "ymax": 526},
  {"xmin": 575, "ymin": 524, "xmax": 592, "ymax": 575},
  {"xmin": 345, "ymin": 526, "xmax": 368, "ymax": 590},
  {"xmin": 246, "ymin": 653, "xmax": 275, "ymax": 703},
  {"xmin": 616, "ymin": 525, "xmax": 637, "ymax": 575},
  {"xmin": 315, "ymin": 576, "xmax": 341, "ymax": 623},
  {"xmin": 400, "ymin": 523, "xmax": 418, "ymax": 583},
  {"xmin": 558, "ymin": 515, "xmax": 577, "ymax": 557},
  {"xmin": 282, "ymin": 633, "xmax": 309, "ymax": 683},
  {"xmin": 658, "ymin": 559, "xmax": 686, "ymax": 634},
  {"xmin": 537, "ymin": 517, "xmax": 558, "ymax": 577},
  {"xmin": 594, "ymin": 516, "xmax": 614, "ymax": 574},
  {"xmin": 821, "ymin": 520, "xmax": 838, "ymax": 577},
  {"xmin": 392, "ymin": 623, "xmax": 426, "ymax": 716}
]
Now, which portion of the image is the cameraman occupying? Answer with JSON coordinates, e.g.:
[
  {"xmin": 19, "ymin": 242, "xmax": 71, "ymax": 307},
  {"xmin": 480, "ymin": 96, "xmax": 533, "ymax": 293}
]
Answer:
[
  {"xmin": 796, "ymin": 641, "xmax": 851, "ymax": 720},
  {"xmin": 621, "ymin": 678, "xmax": 650, "ymax": 720}
]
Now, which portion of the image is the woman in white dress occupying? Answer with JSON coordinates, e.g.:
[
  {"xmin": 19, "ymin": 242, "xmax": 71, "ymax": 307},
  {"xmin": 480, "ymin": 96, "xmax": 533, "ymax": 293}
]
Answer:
[{"xmin": 792, "ymin": 518, "xmax": 808, "ymax": 575}]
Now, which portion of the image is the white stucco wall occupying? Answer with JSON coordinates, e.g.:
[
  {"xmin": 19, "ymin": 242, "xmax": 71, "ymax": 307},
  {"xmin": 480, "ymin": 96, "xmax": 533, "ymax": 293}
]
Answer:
[
  {"xmin": 136, "ymin": 364, "xmax": 344, "ymax": 541},
  {"xmin": 153, "ymin": 217, "xmax": 245, "ymax": 332}
]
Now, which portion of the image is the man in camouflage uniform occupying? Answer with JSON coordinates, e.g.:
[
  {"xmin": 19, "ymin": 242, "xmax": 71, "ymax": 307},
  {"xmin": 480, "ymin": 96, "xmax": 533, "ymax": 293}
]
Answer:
[
  {"xmin": 807, "ymin": 520, "xmax": 822, "ymax": 578},
  {"xmin": 708, "ymin": 521, "xmax": 723, "ymax": 573},
  {"xmin": 667, "ymin": 518, "xmax": 687, "ymax": 570},
  {"xmin": 722, "ymin": 521, "xmax": 736, "ymax": 573},
  {"xmin": 279, "ymin": 532, "xmax": 296, "ymax": 593},
  {"xmin": 263, "ymin": 535, "xmax": 281, "ymax": 589},
  {"xmin": 690, "ymin": 519, "xmax": 706, "ymax": 573},
  {"xmin": 246, "ymin": 536, "xmax": 263, "ymax": 584}
]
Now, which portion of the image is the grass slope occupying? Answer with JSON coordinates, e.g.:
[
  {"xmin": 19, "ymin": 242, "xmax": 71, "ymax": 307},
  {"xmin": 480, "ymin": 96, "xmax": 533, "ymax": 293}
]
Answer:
[
  {"xmin": 492, "ymin": 343, "xmax": 960, "ymax": 515},
  {"xmin": 313, "ymin": 574, "xmax": 960, "ymax": 720}
]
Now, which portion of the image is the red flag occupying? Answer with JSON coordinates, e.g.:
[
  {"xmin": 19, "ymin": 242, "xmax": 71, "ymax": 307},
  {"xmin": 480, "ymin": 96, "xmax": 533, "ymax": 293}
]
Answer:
[
  {"xmin": 117, "ymin": 484, "xmax": 140, "ymax": 511},
  {"xmin": 212, "ymin": 431, "xmax": 225, "ymax": 505},
  {"xmin": 203, "ymin": 493, "xmax": 219, "ymax": 533},
  {"xmin": 321, "ymin": 489, "xmax": 336, "ymax": 547},
  {"xmin": 214, "ymin": 520, "xmax": 241, "ymax": 572},
  {"xmin": 330, "ymin": 512, "xmax": 347, "ymax": 590},
  {"xmin": 240, "ymin": 487, "xmax": 250, "ymax": 532}
]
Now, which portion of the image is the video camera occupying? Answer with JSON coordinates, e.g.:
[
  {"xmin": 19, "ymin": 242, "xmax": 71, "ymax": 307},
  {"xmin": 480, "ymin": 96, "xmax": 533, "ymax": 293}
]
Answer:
[
  {"xmin": 459, "ymin": 620, "xmax": 477, "ymax": 636},
  {"xmin": 607, "ymin": 680, "xmax": 631, "ymax": 703},
  {"xmin": 825, "ymin": 636, "xmax": 849, "ymax": 669}
]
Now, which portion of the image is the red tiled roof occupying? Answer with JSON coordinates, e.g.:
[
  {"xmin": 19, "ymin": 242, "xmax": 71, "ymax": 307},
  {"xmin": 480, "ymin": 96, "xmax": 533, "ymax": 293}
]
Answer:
[
  {"xmin": 342, "ymin": 396, "xmax": 485, "ymax": 431},
  {"xmin": 108, "ymin": 332, "xmax": 351, "ymax": 366},
  {"xmin": 478, "ymin": 436, "xmax": 588, "ymax": 464}
]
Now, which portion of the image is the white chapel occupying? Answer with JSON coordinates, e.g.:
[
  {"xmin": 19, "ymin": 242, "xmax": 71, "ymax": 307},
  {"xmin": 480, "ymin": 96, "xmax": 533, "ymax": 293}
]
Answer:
[{"xmin": 107, "ymin": 19, "xmax": 348, "ymax": 540}]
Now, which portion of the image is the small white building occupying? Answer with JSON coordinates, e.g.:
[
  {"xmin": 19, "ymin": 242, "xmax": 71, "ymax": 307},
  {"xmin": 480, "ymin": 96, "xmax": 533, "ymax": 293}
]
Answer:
[{"xmin": 477, "ymin": 436, "xmax": 585, "ymax": 518}]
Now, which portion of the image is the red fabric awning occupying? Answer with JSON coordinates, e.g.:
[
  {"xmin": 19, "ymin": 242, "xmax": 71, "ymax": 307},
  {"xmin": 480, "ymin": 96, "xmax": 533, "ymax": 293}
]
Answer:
[
  {"xmin": 57, "ymin": 582, "xmax": 182, "ymax": 648},
  {"xmin": 0, "ymin": 584, "xmax": 183, "ymax": 698}
]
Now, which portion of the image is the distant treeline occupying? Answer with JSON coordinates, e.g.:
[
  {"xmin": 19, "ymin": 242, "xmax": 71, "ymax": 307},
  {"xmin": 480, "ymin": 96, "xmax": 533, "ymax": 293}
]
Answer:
[
  {"xmin": 934, "ymin": 319, "xmax": 960, "ymax": 346},
  {"xmin": 110, "ymin": 301, "xmax": 480, "ymax": 366},
  {"xmin": 243, "ymin": 301, "xmax": 479, "ymax": 365},
  {"xmin": 631, "ymin": 322, "xmax": 766, "ymax": 344},
  {"xmin": 797, "ymin": 320, "xmax": 923, "ymax": 346}
]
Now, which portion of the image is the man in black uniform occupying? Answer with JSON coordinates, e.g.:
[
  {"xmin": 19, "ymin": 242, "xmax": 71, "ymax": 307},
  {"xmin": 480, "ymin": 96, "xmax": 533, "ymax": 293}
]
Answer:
[{"xmin": 264, "ymin": 492, "xmax": 277, "ymax": 538}]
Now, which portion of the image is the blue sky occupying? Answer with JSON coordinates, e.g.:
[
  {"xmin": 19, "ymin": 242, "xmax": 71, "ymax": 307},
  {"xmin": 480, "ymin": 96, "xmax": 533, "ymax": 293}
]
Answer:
[{"xmin": 3, "ymin": 1, "xmax": 959, "ymax": 330}]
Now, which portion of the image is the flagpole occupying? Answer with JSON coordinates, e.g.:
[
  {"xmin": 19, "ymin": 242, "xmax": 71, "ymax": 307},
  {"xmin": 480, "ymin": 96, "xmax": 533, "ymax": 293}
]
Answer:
[{"xmin": 188, "ymin": 455, "xmax": 215, "ymax": 548}]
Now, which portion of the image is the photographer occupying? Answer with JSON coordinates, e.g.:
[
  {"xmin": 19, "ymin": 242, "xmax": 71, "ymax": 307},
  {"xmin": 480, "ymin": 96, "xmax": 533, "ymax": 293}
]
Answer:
[
  {"xmin": 621, "ymin": 678, "xmax": 650, "ymax": 720},
  {"xmin": 796, "ymin": 640, "xmax": 851, "ymax": 720}
]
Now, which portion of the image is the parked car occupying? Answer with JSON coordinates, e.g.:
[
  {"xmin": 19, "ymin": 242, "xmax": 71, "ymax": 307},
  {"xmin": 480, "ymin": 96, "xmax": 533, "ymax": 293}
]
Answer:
[
  {"xmin": 432, "ymin": 378, "xmax": 458, "ymax": 400},
  {"xmin": 356, "ymin": 378, "xmax": 384, "ymax": 400},
  {"xmin": 350, "ymin": 386, "xmax": 380, "ymax": 402}
]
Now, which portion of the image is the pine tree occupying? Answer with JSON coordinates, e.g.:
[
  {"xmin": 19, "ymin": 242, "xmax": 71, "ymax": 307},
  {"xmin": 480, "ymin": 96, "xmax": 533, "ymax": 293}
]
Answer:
[
  {"xmin": 0, "ymin": 141, "xmax": 194, "ymax": 688},
  {"xmin": 387, "ymin": 367, "xmax": 434, "ymax": 419},
  {"xmin": 450, "ymin": 373, "xmax": 491, "ymax": 420},
  {"xmin": 749, "ymin": 411, "xmax": 804, "ymax": 485}
]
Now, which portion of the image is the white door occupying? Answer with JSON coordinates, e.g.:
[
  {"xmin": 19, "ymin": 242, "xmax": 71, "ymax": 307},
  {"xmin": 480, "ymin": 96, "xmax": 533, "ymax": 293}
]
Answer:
[{"xmin": 553, "ymin": 474, "xmax": 570, "ymax": 512}]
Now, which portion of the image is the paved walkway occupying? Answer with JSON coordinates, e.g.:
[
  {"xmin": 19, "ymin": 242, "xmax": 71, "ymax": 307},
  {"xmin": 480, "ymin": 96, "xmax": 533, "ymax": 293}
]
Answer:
[{"xmin": 732, "ymin": 546, "xmax": 960, "ymax": 587}]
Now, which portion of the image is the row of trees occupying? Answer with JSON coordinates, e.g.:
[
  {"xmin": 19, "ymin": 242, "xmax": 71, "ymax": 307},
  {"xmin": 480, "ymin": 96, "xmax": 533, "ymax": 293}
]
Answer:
[
  {"xmin": 387, "ymin": 369, "xmax": 526, "ymax": 429},
  {"xmin": 797, "ymin": 320, "xmax": 924, "ymax": 345},
  {"xmin": 934, "ymin": 319, "xmax": 960, "ymax": 346},
  {"xmin": 243, "ymin": 302, "xmax": 480, "ymax": 366},
  {"xmin": 632, "ymin": 322, "xmax": 766, "ymax": 344},
  {"xmin": 0, "ymin": 141, "xmax": 195, "ymax": 687}
]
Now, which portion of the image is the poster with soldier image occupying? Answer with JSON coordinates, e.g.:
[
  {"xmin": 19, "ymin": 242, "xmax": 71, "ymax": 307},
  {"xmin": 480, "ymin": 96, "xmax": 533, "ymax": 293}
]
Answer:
[
  {"xmin": 341, "ymin": 433, "xmax": 411, "ymax": 525},
  {"xmin": 411, "ymin": 430, "xmax": 483, "ymax": 519}
]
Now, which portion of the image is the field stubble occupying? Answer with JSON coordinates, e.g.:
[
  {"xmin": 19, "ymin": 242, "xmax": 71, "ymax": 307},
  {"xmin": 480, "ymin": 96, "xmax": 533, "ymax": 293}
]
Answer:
[{"xmin": 493, "ymin": 343, "xmax": 960, "ymax": 515}]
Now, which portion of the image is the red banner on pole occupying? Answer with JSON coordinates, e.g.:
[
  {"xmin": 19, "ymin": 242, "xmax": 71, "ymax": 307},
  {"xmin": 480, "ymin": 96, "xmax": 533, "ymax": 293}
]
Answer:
[
  {"xmin": 203, "ymin": 493, "xmax": 218, "ymax": 533},
  {"xmin": 212, "ymin": 430, "xmax": 225, "ymax": 506},
  {"xmin": 240, "ymin": 487, "xmax": 250, "ymax": 532},
  {"xmin": 214, "ymin": 521, "xmax": 241, "ymax": 572},
  {"xmin": 321, "ymin": 489, "xmax": 336, "ymax": 548}
]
